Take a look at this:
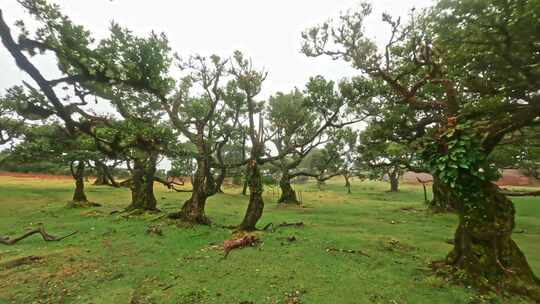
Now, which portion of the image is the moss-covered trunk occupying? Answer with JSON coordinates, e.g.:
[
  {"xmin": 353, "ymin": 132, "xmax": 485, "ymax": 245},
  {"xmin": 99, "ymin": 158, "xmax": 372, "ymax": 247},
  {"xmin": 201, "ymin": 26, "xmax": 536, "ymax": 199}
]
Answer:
[
  {"xmin": 71, "ymin": 161, "xmax": 88, "ymax": 203},
  {"xmin": 239, "ymin": 160, "xmax": 264, "ymax": 231},
  {"xmin": 277, "ymin": 171, "xmax": 298, "ymax": 204},
  {"xmin": 176, "ymin": 157, "xmax": 211, "ymax": 225},
  {"xmin": 443, "ymin": 180, "xmax": 540, "ymax": 300},
  {"xmin": 126, "ymin": 157, "xmax": 157, "ymax": 211},
  {"xmin": 389, "ymin": 173, "xmax": 399, "ymax": 192},
  {"xmin": 428, "ymin": 176, "xmax": 456, "ymax": 212}
]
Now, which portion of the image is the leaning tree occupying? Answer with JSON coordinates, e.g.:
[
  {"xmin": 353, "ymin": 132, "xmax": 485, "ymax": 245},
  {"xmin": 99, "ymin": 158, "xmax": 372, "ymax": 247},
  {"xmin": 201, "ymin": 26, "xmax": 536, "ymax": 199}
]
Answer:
[
  {"xmin": 302, "ymin": 0, "xmax": 540, "ymax": 298},
  {"xmin": 229, "ymin": 51, "xmax": 269, "ymax": 231},
  {"xmin": 0, "ymin": 0, "xmax": 181, "ymax": 212}
]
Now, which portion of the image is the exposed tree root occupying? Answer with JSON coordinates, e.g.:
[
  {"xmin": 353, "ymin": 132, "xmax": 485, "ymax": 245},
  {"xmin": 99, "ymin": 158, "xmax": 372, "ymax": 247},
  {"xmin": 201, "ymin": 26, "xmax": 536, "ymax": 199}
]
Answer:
[
  {"xmin": 166, "ymin": 211, "xmax": 211, "ymax": 226},
  {"xmin": 213, "ymin": 224, "xmax": 239, "ymax": 230},
  {"xmin": 66, "ymin": 200, "xmax": 102, "ymax": 208},
  {"xmin": 430, "ymin": 260, "xmax": 540, "ymax": 301},
  {"xmin": 0, "ymin": 255, "xmax": 42, "ymax": 270},
  {"xmin": 0, "ymin": 224, "xmax": 78, "ymax": 245},
  {"xmin": 262, "ymin": 221, "xmax": 304, "ymax": 232},
  {"xmin": 120, "ymin": 208, "xmax": 161, "ymax": 219}
]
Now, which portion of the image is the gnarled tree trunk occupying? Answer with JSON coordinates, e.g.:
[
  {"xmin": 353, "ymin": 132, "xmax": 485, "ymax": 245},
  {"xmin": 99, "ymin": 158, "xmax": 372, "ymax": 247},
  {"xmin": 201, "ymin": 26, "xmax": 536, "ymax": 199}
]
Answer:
[
  {"xmin": 71, "ymin": 161, "xmax": 88, "ymax": 203},
  {"xmin": 126, "ymin": 156, "xmax": 158, "ymax": 211},
  {"xmin": 214, "ymin": 167, "xmax": 226, "ymax": 193},
  {"xmin": 239, "ymin": 160, "xmax": 264, "ymax": 231},
  {"xmin": 442, "ymin": 180, "xmax": 540, "ymax": 300},
  {"xmin": 278, "ymin": 171, "xmax": 298, "ymax": 204},
  {"xmin": 389, "ymin": 173, "xmax": 399, "ymax": 192},
  {"xmin": 175, "ymin": 157, "xmax": 211, "ymax": 224},
  {"xmin": 388, "ymin": 167, "xmax": 400, "ymax": 192}
]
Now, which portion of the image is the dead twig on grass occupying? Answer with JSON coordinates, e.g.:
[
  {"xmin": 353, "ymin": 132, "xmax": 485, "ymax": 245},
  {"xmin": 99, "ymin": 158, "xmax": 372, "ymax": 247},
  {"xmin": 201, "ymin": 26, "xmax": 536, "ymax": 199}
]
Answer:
[
  {"xmin": 326, "ymin": 247, "xmax": 370, "ymax": 257},
  {"xmin": 0, "ymin": 224, "xmax": 77, "ymax": 245}
]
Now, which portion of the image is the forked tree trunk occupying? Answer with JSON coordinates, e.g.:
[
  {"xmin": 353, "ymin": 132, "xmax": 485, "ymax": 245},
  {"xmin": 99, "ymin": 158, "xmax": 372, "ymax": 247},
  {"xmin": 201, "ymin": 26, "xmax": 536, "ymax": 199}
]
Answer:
[
  {"xmin": 278, "ymin": 173, "xmax": 298, "ymax": 204},
  {"xmin": 126, "ymin": 157, "xmax": 158, "ymax": 211},
  {"xmin": 429, "ymin": 176, "xmax": 457, "ymax": 212},
  {"xmin": 176, "ymin": 157, "xmax": 211, "ymax": 225},
  {"xmin": 442, "ymin": 180, "xmax": 540, "ymax": 300},
  {"xmin": 344, "ymin": 175, "xmax": 351, "ymax": 194},
  {"xmin": 214, "ymin": 167, "xmax": 226, "ymax": 193},
  {"xmin": 239, "ymin": 160, "xmax": 264, "ymax": 231},
  {"xmin": 71, "ymin": 161, "xmax": 88, "ymax": 203}
]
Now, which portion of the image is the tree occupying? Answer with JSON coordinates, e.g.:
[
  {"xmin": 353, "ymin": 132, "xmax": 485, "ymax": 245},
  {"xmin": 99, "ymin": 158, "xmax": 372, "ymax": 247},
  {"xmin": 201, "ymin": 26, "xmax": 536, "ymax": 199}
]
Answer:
[
  {"xmin": 266, "ymin": 89, "xmax": 319, "ymax": 203},
  {"xmin": 357, "ymin": 122, "xmax": 415, "ymax": 192},
  {"xmin": 302, "ymin": 128, "xmax": 357, "ymax": 191},
  {"xmin": 0, "ymin": 93, "xmax": 25, "ymax": 145},
  {"xmin": 213, "ymin": 133, "xmax": 246, "ymax": 190},
  {"xmin": 212, "ymin": 86, "xmax": 247, "ymax": 194},
  {"xmin": 302, "ymin": 0, "xmax": 540, "ymax": 298},
  {"xmin": 230, "ymin": 51, "xmax": 269, "ymax": 231},
  {"xmin": 93, "ymin": 158, "xmax": 122, "ymax": 187},
  {"xmin": 267, "ymin": 77, "xmax": 367, "ymax": 203},
  {"xmin": 339, "ymin": 130, "xmax": 361, "ymax": 195},
  {"xmin": 1, "ymin": 1, "xmax": 178, "ymax": 212},
  {"xmin": 81, "ymin": 89, "xmax": 177, "ymax": 212},
  {"xmin": 168, "ymin": 150, "xmax": 197, "ymax": 184},
  {"xmin": 163, "ymin": 54, "xmax": 245, "ymax": 224},
  {"xmin": 11, "ymin": 123, "xmax": 100, "ymax": 206}
]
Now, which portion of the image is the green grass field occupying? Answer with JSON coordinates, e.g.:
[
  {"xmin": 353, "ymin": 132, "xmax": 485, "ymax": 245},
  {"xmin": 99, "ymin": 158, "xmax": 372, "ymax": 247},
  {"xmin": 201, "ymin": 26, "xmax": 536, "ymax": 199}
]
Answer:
[{"xmin": 0, "ymin": 176, "xmax": 538, "ymax": 304}]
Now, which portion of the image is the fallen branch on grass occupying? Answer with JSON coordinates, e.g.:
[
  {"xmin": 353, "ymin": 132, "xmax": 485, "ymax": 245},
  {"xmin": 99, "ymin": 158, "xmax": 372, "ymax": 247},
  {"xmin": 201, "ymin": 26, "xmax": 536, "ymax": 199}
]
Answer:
[
  {"xmin": 0, "ymin": 224, "xmax": 78, "ymax": 245},
  {"xmin": 262, "ymin": 222, "xmax": 304, "ymax": 232},
  {"xmin": 223, "ymin": 234, "xmax": 258, "ymax": 258},
  {"xmin": 326, "ymin": 247, "xmax": 370, "ymax": 257}
]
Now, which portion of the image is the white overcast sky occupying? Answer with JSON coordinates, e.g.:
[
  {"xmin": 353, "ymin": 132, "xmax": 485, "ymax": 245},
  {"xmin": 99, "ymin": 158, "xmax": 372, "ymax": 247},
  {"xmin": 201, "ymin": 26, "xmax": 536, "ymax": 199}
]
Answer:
[{"xmin": 0, "ymin": 0, "xmax": 434, "ymax": 99}]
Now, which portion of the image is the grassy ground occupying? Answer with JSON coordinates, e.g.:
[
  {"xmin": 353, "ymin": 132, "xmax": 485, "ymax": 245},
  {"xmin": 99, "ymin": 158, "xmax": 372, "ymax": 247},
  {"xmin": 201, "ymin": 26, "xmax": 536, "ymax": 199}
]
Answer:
[{"xmin": 0, "ymin": 176, "xmax": 538, "ymax": 304}]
